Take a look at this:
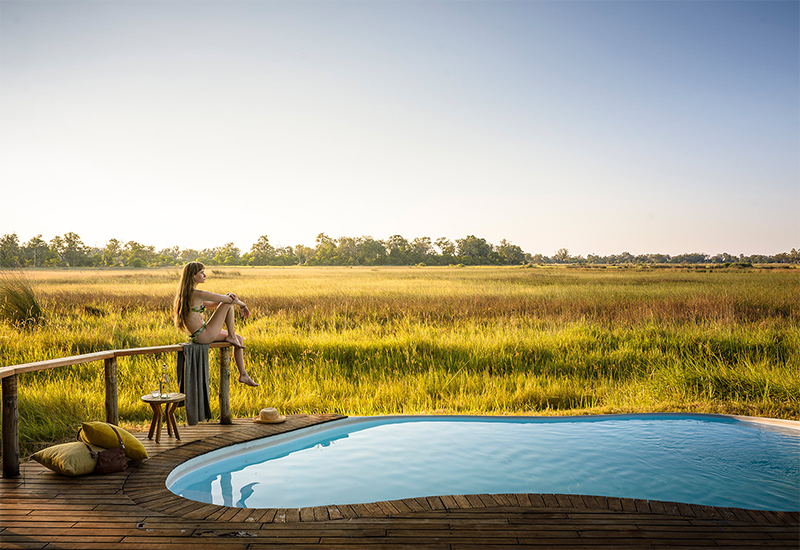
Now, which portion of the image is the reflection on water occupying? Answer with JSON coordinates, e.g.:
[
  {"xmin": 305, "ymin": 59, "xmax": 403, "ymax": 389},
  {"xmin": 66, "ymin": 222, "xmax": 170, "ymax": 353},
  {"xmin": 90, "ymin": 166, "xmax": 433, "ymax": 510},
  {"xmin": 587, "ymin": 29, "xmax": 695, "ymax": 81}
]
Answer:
[
  {"xmin": 218, "ymin": 472, "xmax": 232, "ymax": 507},
  {"xmin": 216, "ymin": 472, "xmax": 260, "ymax": 507},
  {"xmin": 237, "ymin": 482, "xmax": 259, "ymax": 507},
  {"xmin": 316, "ymin": 432, "xmax": 349, "ymax": 447}
]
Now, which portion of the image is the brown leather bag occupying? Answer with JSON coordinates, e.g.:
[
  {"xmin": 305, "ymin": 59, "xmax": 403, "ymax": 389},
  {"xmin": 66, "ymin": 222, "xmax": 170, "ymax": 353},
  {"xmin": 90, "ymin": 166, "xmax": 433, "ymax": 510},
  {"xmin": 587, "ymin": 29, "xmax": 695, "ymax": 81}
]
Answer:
[{"xmin": 79, "ymin": 425, "xmax": 128, "ymax": 474}]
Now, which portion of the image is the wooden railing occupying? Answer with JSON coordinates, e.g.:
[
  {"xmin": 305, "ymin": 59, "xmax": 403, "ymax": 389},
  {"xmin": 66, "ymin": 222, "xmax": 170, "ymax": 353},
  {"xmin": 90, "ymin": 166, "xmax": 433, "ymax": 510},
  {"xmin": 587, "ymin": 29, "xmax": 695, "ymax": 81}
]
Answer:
[{"xmin": 0, "ymin": 342, "xmax": 234, "ymax": 478}]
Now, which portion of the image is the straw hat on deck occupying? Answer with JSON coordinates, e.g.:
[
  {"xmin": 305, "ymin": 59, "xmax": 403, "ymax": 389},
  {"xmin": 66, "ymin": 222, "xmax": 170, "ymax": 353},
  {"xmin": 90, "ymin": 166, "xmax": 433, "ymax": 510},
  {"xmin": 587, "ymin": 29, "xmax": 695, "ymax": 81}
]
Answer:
[{"xmin": 253, "ymin": 407, "xmax": 286, "ymax": 424}]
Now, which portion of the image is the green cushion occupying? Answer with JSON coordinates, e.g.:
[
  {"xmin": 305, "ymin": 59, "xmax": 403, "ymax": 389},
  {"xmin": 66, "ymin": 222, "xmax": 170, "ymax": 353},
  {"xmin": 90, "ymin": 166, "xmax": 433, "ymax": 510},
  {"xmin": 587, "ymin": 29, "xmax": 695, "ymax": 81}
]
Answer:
[
  {"xmin": 79, "ymin": 422, "xmax": 148, "ymax": 461},
  {"xmin": 31, "ymin": 441, "xmax": 106, "ymax": 476}
]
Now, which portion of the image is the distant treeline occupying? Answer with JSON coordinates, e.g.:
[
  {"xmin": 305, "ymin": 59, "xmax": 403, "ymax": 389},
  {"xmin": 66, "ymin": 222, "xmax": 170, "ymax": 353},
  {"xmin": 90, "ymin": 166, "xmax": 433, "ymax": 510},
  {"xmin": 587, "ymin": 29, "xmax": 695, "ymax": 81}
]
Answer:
[{"xmin": 0, "ymin": 232, "xmax": 797, "ymax": 268}]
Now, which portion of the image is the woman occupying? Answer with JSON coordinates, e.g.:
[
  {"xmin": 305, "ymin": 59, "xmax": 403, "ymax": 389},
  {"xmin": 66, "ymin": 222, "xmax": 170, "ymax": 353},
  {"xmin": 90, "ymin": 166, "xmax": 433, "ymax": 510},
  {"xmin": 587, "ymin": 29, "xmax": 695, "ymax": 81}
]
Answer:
[{"xmin": 173, "ymin": 262, "xmax": 258, "ymax": 386}]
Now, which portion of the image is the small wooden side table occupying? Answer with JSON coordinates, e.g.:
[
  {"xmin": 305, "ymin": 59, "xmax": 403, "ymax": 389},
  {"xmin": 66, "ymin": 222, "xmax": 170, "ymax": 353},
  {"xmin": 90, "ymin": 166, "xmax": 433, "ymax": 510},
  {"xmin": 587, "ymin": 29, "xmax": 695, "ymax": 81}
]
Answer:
[{"xmin": 141, "ymin": 393, "xmax": 185, "ymax": 443}]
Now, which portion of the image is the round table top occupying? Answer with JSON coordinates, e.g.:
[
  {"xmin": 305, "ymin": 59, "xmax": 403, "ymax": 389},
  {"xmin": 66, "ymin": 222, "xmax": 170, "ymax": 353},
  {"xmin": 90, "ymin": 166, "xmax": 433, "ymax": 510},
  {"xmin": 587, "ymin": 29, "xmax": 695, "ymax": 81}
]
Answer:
[{"xmin": 141, "ymin": 392, "xmax": 185, "ymax": 403}]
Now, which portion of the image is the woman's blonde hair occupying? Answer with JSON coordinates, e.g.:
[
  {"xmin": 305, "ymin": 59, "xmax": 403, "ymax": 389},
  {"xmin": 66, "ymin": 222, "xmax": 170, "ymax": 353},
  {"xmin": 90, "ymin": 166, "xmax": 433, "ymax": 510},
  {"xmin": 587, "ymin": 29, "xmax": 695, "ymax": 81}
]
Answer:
[{"xmin": 173, "ymin": 262, "xmax": 204, "ymax": 331}]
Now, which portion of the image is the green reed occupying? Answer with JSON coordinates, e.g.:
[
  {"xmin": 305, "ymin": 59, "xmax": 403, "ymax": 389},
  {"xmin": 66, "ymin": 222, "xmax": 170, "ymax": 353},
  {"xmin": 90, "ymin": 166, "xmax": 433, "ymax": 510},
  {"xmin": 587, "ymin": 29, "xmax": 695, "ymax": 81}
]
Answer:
[
  {"xmin": 2, "ymin": 266, "xmax": 798, "ymax": 456},
  {"xmin": 0, "ymin": 270, "xmax": 43, "ymax": 328}
]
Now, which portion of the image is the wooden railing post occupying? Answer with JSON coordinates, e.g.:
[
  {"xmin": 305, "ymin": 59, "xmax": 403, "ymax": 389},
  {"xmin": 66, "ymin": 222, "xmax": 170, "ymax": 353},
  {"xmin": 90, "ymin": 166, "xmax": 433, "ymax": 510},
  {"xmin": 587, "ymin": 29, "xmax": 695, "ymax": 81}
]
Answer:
[
  {"xmin": 2, "ymin": 374, "xmax": 20, "ymax": 478},
  {"xmin": 104, "ymin": 357, "xmax": 118, "ymax": 426},
  {"xmin": 219, "ymin": 347, "xmax": 231, "ymax": 425}
]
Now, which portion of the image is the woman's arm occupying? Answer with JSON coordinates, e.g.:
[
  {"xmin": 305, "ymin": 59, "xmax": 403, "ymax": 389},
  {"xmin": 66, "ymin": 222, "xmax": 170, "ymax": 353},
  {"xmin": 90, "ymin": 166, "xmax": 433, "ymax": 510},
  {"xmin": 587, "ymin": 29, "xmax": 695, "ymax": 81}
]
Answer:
[
  {"xmin": 195, "ymin": 289, "xmax": 250, "ymax": 318},
  {"xmin": 194, "ymin": 289, "xmax": 242, "ymax": 306}
]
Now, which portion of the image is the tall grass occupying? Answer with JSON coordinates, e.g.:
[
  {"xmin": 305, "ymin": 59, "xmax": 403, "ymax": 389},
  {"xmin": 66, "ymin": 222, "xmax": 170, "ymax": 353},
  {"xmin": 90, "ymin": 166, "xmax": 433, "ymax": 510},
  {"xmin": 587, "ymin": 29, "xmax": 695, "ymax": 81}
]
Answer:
[
  {"xmin": 1, "ymin": 266, "xmax": 798, "ymax": 456},
  {"xmin": 0, "ymin": 270, "xmax": 43, "ymax": 328}
]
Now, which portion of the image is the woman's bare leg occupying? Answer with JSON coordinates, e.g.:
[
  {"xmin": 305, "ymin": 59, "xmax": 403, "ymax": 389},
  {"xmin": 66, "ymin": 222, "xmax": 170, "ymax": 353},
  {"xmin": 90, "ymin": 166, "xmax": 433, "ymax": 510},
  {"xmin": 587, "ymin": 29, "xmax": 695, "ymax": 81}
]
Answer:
[
  {"xmin": 196, "ymin": 303, "xmax": 235, "ymax": 343},
  {"xmin": 195, "ymin": 305, "xmax": 258, "ymax": 386},
  {"xmin": 232, "ymin": 334, "xmax": 258, "ymax": 386},
  {"xmin": 221, "ymin": 304, "xmax": 243, "ymax": 348},
  {"xmin": 217, "ymin": 331, "xmax": 257, "ymax": 386}
]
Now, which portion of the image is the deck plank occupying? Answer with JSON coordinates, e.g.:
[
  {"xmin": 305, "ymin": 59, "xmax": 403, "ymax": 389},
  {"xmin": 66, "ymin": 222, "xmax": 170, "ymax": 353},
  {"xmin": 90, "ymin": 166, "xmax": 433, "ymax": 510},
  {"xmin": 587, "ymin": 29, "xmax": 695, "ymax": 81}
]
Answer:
[{"xmin": 1, "ymin": 414, "xmax": 797, "ymax": 549}]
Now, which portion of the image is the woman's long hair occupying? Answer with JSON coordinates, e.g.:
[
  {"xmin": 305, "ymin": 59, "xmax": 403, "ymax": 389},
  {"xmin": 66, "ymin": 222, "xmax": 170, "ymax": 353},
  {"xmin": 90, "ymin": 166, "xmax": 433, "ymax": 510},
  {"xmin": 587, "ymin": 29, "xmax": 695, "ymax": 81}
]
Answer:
[{"xmin": 173, "ymin": 262, "xmax": 204, "ymax": 331}]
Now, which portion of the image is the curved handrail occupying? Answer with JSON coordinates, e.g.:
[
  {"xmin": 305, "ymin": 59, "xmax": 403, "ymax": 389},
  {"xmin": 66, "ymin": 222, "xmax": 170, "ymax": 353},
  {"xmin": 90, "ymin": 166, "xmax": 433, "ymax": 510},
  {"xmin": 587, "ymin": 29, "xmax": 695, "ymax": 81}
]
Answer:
[
  {"xmin": 0, "ymin": 341, "xmax": 232, "ymax": 379},
  {"xmin": 1, "ymin": 342, "xmax": 234, "ymax": 478}
]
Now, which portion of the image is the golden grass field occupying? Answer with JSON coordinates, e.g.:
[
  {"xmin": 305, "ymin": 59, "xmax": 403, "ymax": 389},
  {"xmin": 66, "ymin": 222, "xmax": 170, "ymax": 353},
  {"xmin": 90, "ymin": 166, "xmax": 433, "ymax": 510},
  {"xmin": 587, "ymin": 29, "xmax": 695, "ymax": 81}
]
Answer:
[{"xmin": 1, "ymin": 265, "xmax": 798, "ymax": 456}]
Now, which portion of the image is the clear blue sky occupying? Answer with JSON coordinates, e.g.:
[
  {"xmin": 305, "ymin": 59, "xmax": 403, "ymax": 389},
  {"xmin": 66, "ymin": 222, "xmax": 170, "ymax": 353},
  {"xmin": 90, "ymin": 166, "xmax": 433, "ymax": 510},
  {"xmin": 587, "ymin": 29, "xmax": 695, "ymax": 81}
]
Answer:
[{"xmin": 1, "ymin": 0, "xmax": 797, "ymax": 257}]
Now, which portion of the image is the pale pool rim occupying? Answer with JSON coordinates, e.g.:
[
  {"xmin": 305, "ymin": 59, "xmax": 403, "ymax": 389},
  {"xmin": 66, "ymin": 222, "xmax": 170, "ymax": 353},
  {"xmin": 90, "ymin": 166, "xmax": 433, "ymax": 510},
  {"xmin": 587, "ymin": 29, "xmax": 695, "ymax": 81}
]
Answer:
[{"xmin": 165, "ymin": 412, "xmax": 800, "ymax": 510}]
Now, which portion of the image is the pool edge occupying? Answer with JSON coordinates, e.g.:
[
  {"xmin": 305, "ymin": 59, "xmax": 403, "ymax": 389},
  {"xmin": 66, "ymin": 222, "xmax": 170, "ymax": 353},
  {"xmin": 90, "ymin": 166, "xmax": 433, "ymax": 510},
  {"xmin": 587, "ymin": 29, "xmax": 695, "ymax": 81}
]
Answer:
[{"xmin": 123, "ymin": 412, "xmax": 800, "ymax": 524}]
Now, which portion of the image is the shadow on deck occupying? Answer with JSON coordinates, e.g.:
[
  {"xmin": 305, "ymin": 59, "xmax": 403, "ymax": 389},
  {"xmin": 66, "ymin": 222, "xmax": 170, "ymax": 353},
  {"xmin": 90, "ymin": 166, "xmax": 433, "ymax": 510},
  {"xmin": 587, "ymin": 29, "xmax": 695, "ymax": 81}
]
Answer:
[{"xmin": 1, "ymin": 414, "xmax": 798, "ymax": 549}]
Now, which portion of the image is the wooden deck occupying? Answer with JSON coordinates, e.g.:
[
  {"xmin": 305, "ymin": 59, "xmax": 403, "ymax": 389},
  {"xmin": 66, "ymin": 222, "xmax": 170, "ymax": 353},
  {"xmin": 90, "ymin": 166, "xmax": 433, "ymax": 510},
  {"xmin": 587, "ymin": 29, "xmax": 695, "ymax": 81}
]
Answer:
[{"xmin": 1, "ymin": 414, "xmax": 798, "ymax": 549}]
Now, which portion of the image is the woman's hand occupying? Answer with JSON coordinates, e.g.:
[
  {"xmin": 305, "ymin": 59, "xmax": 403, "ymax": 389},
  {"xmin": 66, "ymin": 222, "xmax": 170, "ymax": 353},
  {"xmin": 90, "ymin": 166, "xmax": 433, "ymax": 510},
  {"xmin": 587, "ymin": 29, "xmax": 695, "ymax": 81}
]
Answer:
[{"xmin": 226, "ymin": 292, "xmax": 250, "ymax": 318}]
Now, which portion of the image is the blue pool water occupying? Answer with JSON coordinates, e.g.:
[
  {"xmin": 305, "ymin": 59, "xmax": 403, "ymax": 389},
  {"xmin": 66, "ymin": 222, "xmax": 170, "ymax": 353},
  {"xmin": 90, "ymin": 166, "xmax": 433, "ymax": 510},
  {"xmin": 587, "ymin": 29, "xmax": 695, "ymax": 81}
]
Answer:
[{"xmin": 167, "ymin": 414, "xmax": 800, "ymax": 511}]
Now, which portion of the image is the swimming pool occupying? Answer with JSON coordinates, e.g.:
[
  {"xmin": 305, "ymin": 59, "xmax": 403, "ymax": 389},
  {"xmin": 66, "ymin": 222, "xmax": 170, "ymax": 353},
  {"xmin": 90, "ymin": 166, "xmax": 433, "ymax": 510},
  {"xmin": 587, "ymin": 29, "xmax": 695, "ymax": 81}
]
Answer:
[{"xmin": 166, "ymin": 414, "xmax": 800, "ymax": 511}]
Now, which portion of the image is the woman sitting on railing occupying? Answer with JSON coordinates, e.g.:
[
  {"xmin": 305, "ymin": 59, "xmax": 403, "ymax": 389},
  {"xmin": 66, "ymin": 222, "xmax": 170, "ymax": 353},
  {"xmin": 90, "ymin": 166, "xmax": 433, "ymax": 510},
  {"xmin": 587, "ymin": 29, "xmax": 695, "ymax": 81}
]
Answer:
[{"xmin": 173, "ymin": 262, "xmax": 259, "ymax": 386}]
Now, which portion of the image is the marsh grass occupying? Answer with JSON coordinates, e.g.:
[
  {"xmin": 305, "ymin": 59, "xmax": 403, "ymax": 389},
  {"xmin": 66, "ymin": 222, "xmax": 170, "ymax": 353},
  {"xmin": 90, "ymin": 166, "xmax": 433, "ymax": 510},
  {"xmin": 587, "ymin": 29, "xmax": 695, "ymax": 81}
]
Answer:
[
  {"xmin": 2, "ymin": 266, "xmax": 798, "ymax": 456},
  {"xmin": 0, "ymin": 270, "xmax": 43, "ymax": 328}
]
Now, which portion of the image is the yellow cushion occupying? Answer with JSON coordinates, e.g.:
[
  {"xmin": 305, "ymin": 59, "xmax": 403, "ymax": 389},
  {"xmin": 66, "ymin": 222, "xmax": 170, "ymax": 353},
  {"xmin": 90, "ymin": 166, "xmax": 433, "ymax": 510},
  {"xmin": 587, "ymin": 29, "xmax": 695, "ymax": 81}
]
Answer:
[
  {"xmin": 31, "ymin": 441, "xmax": 106, "ymax": 476},
  {"xmin": 79, "ymin": 422, "xmax": 148, "ymax": 461}
]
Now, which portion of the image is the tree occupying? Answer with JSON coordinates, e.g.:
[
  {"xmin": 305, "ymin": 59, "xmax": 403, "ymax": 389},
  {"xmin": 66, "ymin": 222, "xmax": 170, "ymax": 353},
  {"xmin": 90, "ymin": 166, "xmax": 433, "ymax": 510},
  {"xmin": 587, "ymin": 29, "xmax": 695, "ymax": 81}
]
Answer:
[
  {"xmin": 0, "ymin": 233, "xmax": 21, "ymax": 267},
  {"xmin": 334, "ymin": 236, "xmax": 360, "ymax": 265},
  {"xmin": 457, "ymin": 235, "xmax": 496, "ymax": 264},
  {"xmin": 180, "ymin": 249, "xmax": 200, "ymax": 263},
  {"xmin": 273, "ymin": 245, "xmax": 297, "ymax": 265},
  {"xmin": 48, "ymin": 236, "xmax": 65, "ymax": 266},
  {"xmin": 249, "ymin": 235, "xmax": 275, "ymax": 266},
  {"xmin": 124, "ymin": 241, "xmax": 155, "ymax": 266},
  {"xmin": 617, "ymin": 251, "xmax": 635, "ymax": 264},
  {"xmin": 496, "ymin": 239, "xmax": 525, "ymax": 265},
  {"xmin": 385, "ymin": 235, "xmax": 410, "ymax": 265},
  {"xmin": 157, "ymin": 246, "xmax": 181, "ymax": 265},
  {"xmin": 311, "ymin": 233, "xmax": 337, "ymax": 265},
  {"xmin": 647, "ymin": 253, "xmax": 670, "ymax": 264},
  {"xmin": 586, "ymin": 254, "xmax": 603, "ymax": 264},
  {"xmin": 670, "ymin": 253, "xmax": 708, "ymax": 264},
  {"xmin": 103, "ymin": 239, "xmax": 123, "ymax": 266},
  {"xmin": 294, "ymin": 244, "xmax": 314, "ymax": 265},
  {"xmin": 85, "ymin": 244, "xmax": 104, "ymax": 266},
  {"xmin": 408, "ymin": 237, "xmax": 433, "ymax": 264},
  {"xmin": 196, "ymin": 248, "xmax": 213, "ymax": 265},
  {"xmin": 359, "ymin": 237, "xmax": 386, "ymax": 265},
  {"xmin": 214, "ymin": 243, "xmax": 241, "ymax": 265},
  {"xmin": 553, "ymin": 248, "xmax": 571, "ymax": 264},
  {"xmin": 59, "ymin": 232, "xmax": 87, "ymax": 267},
  {"xmin": 22, "ymin": 235, "xmax": 47, "ymax": 267},
  {"xmin": 435, "ymin": 237, "xmax": 455, "ymax": 257}
]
